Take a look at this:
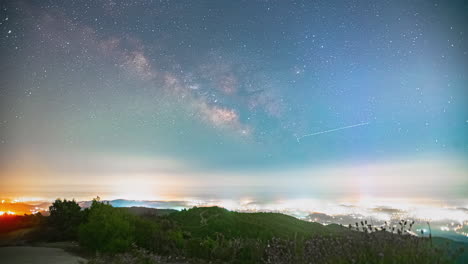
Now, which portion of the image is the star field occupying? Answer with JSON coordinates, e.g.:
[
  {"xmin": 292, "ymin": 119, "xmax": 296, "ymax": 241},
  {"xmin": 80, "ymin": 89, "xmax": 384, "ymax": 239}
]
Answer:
[{"xmin": 0, "ymin": 0, "xmax": 467, "ymax": 201}]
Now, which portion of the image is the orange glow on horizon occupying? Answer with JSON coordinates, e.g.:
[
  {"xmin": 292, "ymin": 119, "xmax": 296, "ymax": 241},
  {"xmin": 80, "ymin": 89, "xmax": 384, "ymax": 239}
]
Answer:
[
  {"xmin": 0, "ymin": 200, "xmax": 49, "ymax": 216},
  {"xmin": 0, "ymin": 211, "xmax": 16, "ymax": 216}
]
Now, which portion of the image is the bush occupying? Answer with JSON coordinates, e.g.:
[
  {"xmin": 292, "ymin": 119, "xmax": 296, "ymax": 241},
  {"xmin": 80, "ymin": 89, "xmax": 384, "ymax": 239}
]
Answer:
[
  {"xmin": 48, "ymin": 198, "xmax": 83, "ymax": 240},
  {"xmin": 79, "ymin": 200, "xmax": 135, "ymax": 253},
  {"xmin": 74, "ymin": 205, "xmax": 467, "ymax": 263},
  {"xmin": 0, "ymin": 213, "xmax": 45, "ymax": 234},
  {"xmin": 78, "ymin": 199, "xmax": 174, "ymax": 254}
]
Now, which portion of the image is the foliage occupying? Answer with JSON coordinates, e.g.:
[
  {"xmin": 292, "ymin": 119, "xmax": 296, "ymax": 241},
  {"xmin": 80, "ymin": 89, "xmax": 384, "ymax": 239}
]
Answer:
[
  {"xmin": 78, "ymin": 199, "xmax": 135, "ymax": 253},
  {"xmin": 169, "ymin": 206, "xmax": 336, "ymax": 241},
  {"xmin": 132, "ymin": 215, "xmax": 184, "ymax": 255},
  {"xmin": 12, "ymin": 201, "xmax": 465, "ymax": 263},
  {"xmin": 48, "ymin": 198, "xmax": 84, "ymax": 240},
  {"xmin": 167, "ymin": 206, "xmax": 467, "ymax": 263},
  {"xmin": 86, "ymin": 246, "xmax": 188, "ymax": 264},
  {"xmin": 0, "ymin": 213, "xmax": 44, "ymax": 234},
  {"xmin": 77, "ymin": 199, "xmax": 184, "ymax": 254}
]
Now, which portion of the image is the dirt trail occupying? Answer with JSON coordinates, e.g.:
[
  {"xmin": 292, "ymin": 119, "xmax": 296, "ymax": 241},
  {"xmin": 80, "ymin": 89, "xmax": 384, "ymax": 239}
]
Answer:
[{"xmin": 0, "ymin": 246, "xmax": 87, "ymax": 264}]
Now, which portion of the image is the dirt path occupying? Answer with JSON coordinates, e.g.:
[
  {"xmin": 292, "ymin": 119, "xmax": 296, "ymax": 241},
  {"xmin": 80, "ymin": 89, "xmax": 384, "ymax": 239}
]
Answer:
[{"xmin": 0, "ymin": 246, "xmax": 87, "ymax": 264}]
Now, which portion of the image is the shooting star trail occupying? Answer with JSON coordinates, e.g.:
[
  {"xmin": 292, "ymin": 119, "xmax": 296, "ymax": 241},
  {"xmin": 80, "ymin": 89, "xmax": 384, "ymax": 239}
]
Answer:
[{"xmin": 296, "ymin": 122, "xmax": 370, "ymax": 142}]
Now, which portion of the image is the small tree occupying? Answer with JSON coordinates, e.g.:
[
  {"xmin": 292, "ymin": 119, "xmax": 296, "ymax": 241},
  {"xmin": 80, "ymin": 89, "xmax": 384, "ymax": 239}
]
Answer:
[
  {"xmin": 48, "ymin": 198, "xmax": 83, "ymax": 240},
  {"xmin": 78, "ymin": 199, "xmax": 135, "ymax": 253}
]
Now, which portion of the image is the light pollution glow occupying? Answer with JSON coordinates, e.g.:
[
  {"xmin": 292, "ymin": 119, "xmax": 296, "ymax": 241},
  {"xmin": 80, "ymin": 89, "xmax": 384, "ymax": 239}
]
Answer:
[
  {"xmin": 1, "ymin": 154, "xmax": 467, "ymax": 224},
  {"xmin": 0, "ymin": 0, "xmax": 467, "ymax": 239}
]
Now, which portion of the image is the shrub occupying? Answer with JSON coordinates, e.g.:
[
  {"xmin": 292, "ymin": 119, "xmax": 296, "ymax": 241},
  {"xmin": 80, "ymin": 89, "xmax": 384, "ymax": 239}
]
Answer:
[
  {"xmin": 78, "ymin": 200, "xmax": 135, "ymax": 253},
  {"xmin": 48, "ymin": 198, "xmax": 83, "ymax": 240}
]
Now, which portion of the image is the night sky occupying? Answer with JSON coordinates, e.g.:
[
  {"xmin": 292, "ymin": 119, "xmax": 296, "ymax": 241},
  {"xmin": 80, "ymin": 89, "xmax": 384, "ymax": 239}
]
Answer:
[{"xmin": 0, "ymin": 1, "xmax": 467, "ymax": 203}]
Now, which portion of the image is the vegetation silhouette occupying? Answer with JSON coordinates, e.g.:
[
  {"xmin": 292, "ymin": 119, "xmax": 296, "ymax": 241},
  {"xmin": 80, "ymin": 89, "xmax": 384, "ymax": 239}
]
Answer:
[
  {"xmin": 1, "ymin": 198, "xmax": 467, "ymax": 263},
  {"xmin": 48, "ymin": 198, "xmax": 83, "ymax": 240}
]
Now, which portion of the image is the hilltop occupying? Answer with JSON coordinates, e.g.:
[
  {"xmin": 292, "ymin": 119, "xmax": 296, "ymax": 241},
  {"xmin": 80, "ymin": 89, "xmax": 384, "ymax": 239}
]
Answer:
[
  {"xmin": 168, "ymin": 206, "xmax": 346, "ymax": 240},
  {"xmin": 1, "ymin": 202, "xmax": 467, "ymax": 263}
]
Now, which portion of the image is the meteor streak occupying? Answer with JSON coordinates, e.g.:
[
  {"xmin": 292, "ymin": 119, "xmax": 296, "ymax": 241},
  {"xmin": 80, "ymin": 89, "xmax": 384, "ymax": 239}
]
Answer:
[{"xmin": 296, "ymin": 122, "xmax": 370, "ymax": 142}]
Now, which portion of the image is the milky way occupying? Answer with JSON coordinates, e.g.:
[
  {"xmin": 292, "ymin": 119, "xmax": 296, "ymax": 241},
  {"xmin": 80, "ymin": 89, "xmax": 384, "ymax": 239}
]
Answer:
[{"xmin": 0, "ymin": 1, "xmax": 467, "ymax": 201}]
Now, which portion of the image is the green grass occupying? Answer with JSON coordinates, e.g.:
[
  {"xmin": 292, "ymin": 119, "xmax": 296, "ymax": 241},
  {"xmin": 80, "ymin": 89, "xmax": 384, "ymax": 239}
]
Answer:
[
  {"xmin": 166, "ymin": 206, "xmax": 468, "ymax": 263},
  {"xmin": 169, "ymin": 206, "xmax": 346, "ymax": 241},
  {"xmin": 3, "ymin": 205, "xmax": 467, "ymax": 263}
]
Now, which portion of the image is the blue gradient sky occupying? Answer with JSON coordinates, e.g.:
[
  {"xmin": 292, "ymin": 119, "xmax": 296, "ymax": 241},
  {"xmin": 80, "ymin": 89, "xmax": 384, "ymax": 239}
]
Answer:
[{"xmin": 0, "ymin": 0, "xmax": 467, "ymax": 203}]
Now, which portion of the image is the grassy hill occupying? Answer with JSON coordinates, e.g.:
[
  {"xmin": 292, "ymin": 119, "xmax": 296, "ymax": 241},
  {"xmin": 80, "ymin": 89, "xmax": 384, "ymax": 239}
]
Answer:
[
  {"xmin": 2, "ymin": 203, "xmax": 467, "ymax": 263},
  {"xmin": 123, "ymin": 207, "xmax": 177, "ymax": 217},
  {"xmin": 165, "ymin": 206, "xmax": 468, "ymax": 263},
  {"xmin": 169, "ymin": 206, "xmax": 346, "ymax": 241}
]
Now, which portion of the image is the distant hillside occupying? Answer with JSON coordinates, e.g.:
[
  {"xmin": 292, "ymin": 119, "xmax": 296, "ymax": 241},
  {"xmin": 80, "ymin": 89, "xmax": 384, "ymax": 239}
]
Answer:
[
  {"xmin": 167, "ymin": 206, "xmax": 468, "ymax": 263},
  {"xmin": 78, "ymin": 199, "xmax": 190, "ymax": 209},
  {"xmin": 2, "ymin": 204, "xmax": 467, "ymax": 263},
  {"xmin": 123, "ymin": 206, "xmax": 177, "ymax": 217},
  {"xmin": 169, "ymin": 206, "xmax": 348, "ymax": 241}
]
